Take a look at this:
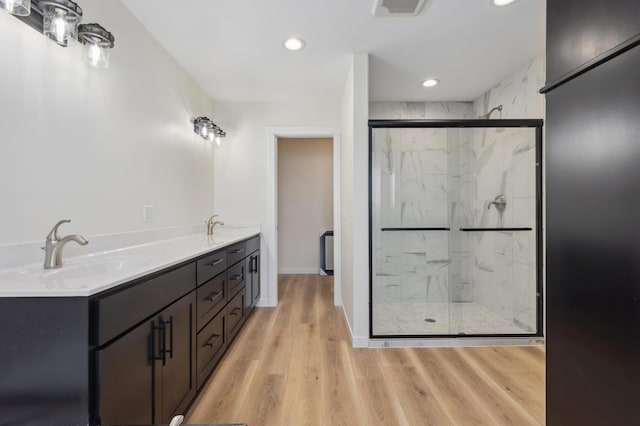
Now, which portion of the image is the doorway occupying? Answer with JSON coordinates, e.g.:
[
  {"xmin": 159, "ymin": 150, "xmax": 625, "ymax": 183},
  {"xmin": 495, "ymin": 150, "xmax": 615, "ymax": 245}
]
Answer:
[
  {"xmin": 277, "ymin": 138, "xmax": 334, "ymax": 275},
  {"xmin": 266, "ymin": 127, "xmax": 341, "ymax": 307}
]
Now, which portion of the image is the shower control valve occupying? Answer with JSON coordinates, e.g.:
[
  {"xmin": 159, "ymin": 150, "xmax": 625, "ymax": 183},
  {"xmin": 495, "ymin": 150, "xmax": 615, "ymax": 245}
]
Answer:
[{"xmin": 488, "ymin": 195, "xmax": 507, "ymax": 211}]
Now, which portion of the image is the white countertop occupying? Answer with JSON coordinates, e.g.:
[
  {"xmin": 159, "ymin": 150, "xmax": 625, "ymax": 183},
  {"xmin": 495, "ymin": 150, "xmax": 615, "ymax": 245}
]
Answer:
[{"xmin": 0, "ymin": 228, "xmax": 260, "ymax": 298}]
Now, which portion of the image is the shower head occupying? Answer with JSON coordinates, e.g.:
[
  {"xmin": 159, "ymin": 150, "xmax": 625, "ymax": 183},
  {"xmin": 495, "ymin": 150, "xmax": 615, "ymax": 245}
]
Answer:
[{"xmin": 479, "ymin": 105, "xmax": 503, "ymax": 119}]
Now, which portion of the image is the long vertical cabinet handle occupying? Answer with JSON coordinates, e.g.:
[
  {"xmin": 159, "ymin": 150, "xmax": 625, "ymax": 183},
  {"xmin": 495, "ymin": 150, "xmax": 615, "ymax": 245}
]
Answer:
[
  {"xmin": 151, "ymin": 320, "xmax": 166, "ymax": 364},
  {"xmin": 254, "ymin": 255, "xmax": 259, "ymax": 273},
  {"xmin": 165, "ymin": 316, "xmax": 174, "ymax": 359}
]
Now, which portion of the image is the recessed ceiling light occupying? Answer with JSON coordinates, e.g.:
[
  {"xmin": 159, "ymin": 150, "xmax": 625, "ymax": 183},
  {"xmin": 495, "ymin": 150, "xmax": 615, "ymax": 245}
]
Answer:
[
  {"xmin": 284, "ymin": 37, "xmax": 306, "ymax": 51},
  {"xmin": 422, "ymin": 79, "xmax": 439, "ymax": 88},
  {"xmin": 492, "ymin": 0, "xmax": 517, "ymax": 6}
]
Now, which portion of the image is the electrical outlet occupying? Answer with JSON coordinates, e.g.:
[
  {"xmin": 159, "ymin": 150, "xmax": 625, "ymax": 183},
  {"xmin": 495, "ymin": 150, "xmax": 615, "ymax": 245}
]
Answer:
[{"xmin": 143, "ymin": 205, "xmax": 153, "ymax": 223}]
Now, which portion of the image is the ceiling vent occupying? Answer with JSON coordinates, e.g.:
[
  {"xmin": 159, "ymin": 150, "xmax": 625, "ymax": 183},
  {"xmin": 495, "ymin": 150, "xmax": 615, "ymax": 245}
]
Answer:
[{"xmin": 373, "ymin": 0, "xmax": 428, "ymax": 16}]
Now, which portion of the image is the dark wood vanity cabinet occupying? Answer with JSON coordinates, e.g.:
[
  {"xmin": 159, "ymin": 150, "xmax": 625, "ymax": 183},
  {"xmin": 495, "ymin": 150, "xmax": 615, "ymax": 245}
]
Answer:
[
  {"xmin": 96, "ymin": 283, "xmax": 197, "ymax": 425},
  {"xmin": 0, "ymin": 234, "xmax": 260, "ymax": 426}
]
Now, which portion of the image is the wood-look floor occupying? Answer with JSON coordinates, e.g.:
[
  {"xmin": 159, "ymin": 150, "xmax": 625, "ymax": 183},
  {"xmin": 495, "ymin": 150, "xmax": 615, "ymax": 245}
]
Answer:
[{"xmin": 186, "ymin": 275, "xmax": 545, "ymax": 426}]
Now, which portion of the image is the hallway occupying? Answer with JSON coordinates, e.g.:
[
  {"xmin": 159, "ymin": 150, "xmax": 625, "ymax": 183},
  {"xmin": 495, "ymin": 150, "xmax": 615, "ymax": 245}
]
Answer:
[{"xmin": 187, "ymin": 275, "xmax": 545, "ymax": 425}]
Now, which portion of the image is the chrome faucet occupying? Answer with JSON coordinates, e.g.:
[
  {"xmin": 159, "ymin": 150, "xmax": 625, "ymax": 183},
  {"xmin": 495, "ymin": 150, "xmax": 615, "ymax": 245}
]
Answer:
[
  {"xmin": 205, "ymin": 215, "xmax": 224, "ymax": 235},
  {"xmin": 43, "ymin": 219, "xmax": 89, "ymax": 269},
  {"xmin": 488, "ymin": 195, "xmax": 507, "ymax": 211}
]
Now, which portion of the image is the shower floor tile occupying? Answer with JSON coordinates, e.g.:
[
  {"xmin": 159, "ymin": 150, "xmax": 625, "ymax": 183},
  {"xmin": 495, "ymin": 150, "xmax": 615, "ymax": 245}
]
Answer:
[{"xmin": 372, "ymin": 302, "xmax": 529, "ymax": 335}]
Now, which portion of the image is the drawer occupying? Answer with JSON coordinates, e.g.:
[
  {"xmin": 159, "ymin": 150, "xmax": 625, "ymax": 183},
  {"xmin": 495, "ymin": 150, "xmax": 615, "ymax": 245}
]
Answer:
[
  {"xmin": 226, "ymin": 241, "xmax": 247, "ymax": 266},
  {"xmin": 227, "ymin": 261, "xmax": 245, "ymax": 297},
  {"xmin": 196, "ymin": 273, "xmax": 226, "ymax": 332},
  {"xmin": 93, "ymin": 263, "xmax": 195, "ymax": 346},
  {"xmin": 196, "ymin": 250, "xmax": 227, "ymax": 286},
  {"xmin": 226, "ymin": 288, "xmax": 245, "ymax": 343},
  {"xmin": 196, "ymin": 311, "xmax": 226, "ymax": 389},
  {"xmin": 245, "ymin": 236, "xmax": 260, "ymax": 255}
]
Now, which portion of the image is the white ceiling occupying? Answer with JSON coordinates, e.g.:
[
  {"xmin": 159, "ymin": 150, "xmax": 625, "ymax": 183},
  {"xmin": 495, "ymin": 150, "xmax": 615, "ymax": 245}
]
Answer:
[{"xmin": 120, "ymin": 0, "xmax": 545, "ymax": 103}]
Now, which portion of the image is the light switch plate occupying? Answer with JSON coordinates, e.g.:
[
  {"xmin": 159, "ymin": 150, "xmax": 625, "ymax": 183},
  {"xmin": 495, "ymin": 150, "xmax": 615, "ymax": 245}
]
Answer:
[{"xmin": 143, "ymin": 205, "xmax": 153, "ymax": 223}]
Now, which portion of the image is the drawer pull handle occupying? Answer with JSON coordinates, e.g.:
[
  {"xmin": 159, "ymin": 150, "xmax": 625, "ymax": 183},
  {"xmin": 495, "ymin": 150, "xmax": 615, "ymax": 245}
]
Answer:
[
  {"xmin": 230, "ymin": 307, "xmax": 241, "ymax": 316},
  {"xmin": 230, "ymin": 248, "xmax": 244, "ymax": 255},
  {"xmin": 205, "ymin": 291, "xmax": 223, "ymax": 303},
  {"xmin": 204, "ymin": 334, "xmax": 220, "ymax": 348},
  {"xmin": 231, "ymin": 274, "xmax": 243, "ymax": 281},
  {"xmin": 206, "ymin": 259, "xmax": 224, "ymax": 267}
]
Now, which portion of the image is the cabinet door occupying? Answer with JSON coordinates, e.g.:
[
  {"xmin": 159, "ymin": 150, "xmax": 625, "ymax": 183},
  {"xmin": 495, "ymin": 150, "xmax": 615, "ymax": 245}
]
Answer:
[
  {"xmin": 97, "ymin": 319, "xmax": 154, "ymax": 425},
  {"xmin": 155, "ymin": 291, "xmax": 197, "ymax": 423}
]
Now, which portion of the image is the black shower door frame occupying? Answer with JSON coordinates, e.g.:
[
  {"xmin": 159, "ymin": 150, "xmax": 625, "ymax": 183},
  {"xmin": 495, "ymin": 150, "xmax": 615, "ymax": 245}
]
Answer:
[{"xmin": 368, "ymin": 119, "xmax": 544, "ymax": 339}]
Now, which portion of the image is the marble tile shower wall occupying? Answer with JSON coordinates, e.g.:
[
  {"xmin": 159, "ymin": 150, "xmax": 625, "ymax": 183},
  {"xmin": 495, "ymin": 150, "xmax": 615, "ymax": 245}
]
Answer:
[
  {"xmin": 371, "ymin": 102, "xmax": 473, "ymax": 306},
  {"xmin": 459, "ymin": 128, "xmax": 537, "ymax": 331},
  {"xmin": 468, "ymin": 55, "xmax": 544, "ymax": 331}
]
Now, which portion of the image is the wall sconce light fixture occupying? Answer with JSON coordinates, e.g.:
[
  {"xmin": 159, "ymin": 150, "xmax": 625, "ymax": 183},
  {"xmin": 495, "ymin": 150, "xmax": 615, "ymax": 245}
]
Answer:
[
  {"xmin": 39, "ymin": 0, "xmax": 82, "ymax": 46},
  {"xmin": 78, "ymin": 23, "xmax": 114, "ymax": 68},
  {"xmin": 7, "ymin": 0, "xmax": 114, "ymax": 67},
  {"xmin": 1, "ymin": 0, "xmax": 31, "ymax": 16},
  {"xmin": 193, "ymin": 116, "xmax": 226, "ymax": 145}
]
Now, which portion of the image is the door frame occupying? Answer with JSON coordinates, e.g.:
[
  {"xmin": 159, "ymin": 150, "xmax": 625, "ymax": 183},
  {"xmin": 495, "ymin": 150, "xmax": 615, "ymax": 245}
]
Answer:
[{"xmin": 265, "ymin": 127, "xmax": 342, "ymax": 307}]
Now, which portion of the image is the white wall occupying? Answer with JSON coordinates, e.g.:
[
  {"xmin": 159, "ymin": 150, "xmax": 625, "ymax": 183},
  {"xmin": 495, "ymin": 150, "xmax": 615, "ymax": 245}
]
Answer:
[
  {"xmin": 340, "ymin": 53, "xmax": 370, "ymax": 345},
  {"xmin": 340, "ymin": 63, "xmax": 355, "ymax": 335},
  {"xmin": 0, "ymin": 0, "xmax": 216, "ymax": 245},
  {"xmin": 212, "ymin": 101, "xmax": 341, "ymax": 304},
  {"xmin": 277, "ymin": 138, "xmax": 333, "ymax": 273}
]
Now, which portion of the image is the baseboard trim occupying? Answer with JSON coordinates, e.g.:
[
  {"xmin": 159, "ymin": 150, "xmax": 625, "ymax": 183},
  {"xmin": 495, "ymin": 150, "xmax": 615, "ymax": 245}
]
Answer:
[{"xmin": 340, "ymin": 306, "xmax": 369, "ymax": 348}]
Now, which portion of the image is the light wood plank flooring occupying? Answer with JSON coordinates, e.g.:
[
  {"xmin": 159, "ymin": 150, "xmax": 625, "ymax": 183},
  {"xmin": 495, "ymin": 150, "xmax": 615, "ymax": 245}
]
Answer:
[{"xmin": 187, "ymin": 275, "xmax": 545, "ymax": 425}]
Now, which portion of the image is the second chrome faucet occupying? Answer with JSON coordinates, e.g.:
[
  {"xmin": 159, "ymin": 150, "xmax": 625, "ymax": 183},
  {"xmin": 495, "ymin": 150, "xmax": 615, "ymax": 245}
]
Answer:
[
  {"xmin": 206, "ymin": 215, "xmax": 224, "ymax": 235},
  {"xmin": 43, "ymin": 219, "xmax": 89, "ymax": 269}
]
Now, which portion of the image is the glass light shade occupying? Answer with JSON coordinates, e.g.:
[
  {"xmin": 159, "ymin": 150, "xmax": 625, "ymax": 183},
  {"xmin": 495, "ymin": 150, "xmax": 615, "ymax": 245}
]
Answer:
[
  {"xmin": 83, "ymin": 42, "xmax": 110, "ymax": 68},
  {"xmin": 0, "ymin": 0, "xmax": 31, "ymax": 16},
  {"xmin": 194, "ymin": 117, "xmax": 211, "ymax": 140},
  {"xmin": 41, "ymin": 1, "xmax": 83, "ymax": 46},
  {"xmin": 78, "ymin": 24, "xmax": 115, "ymax": 69}
]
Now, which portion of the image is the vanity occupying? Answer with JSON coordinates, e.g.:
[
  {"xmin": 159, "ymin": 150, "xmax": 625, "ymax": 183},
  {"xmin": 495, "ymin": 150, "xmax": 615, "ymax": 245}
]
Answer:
[{"xmin": 0, "ymin": 230, "xmax": 261, "ymax": 426}]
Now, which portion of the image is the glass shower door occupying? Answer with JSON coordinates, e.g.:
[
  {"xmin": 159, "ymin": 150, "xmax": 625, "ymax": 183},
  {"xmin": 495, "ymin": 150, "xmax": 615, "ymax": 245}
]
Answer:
[
  {"xmin": 371, "ymin": 127, "xmax": 453, "ymax": 336},
  {"xmin": 370, "ymin": 121, "xmax": 541, "ymax": 338},
  {"xmin": 449, "ymin": 126, "xmax": 538, "ymax": 335}
]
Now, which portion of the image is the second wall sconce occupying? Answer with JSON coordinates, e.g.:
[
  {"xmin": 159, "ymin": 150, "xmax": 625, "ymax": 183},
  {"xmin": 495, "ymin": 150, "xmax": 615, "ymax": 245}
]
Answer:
[
  {"xmin": 193, "ymin": 117, "xmax": 226, "ymax": 145},
  {"xmin": 2, "ymin": 0, "xmax": 115, "ymax": 68},
  {"xmin": 78, "ymin": 23, "xmax": 114, "ymax": 68}
]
